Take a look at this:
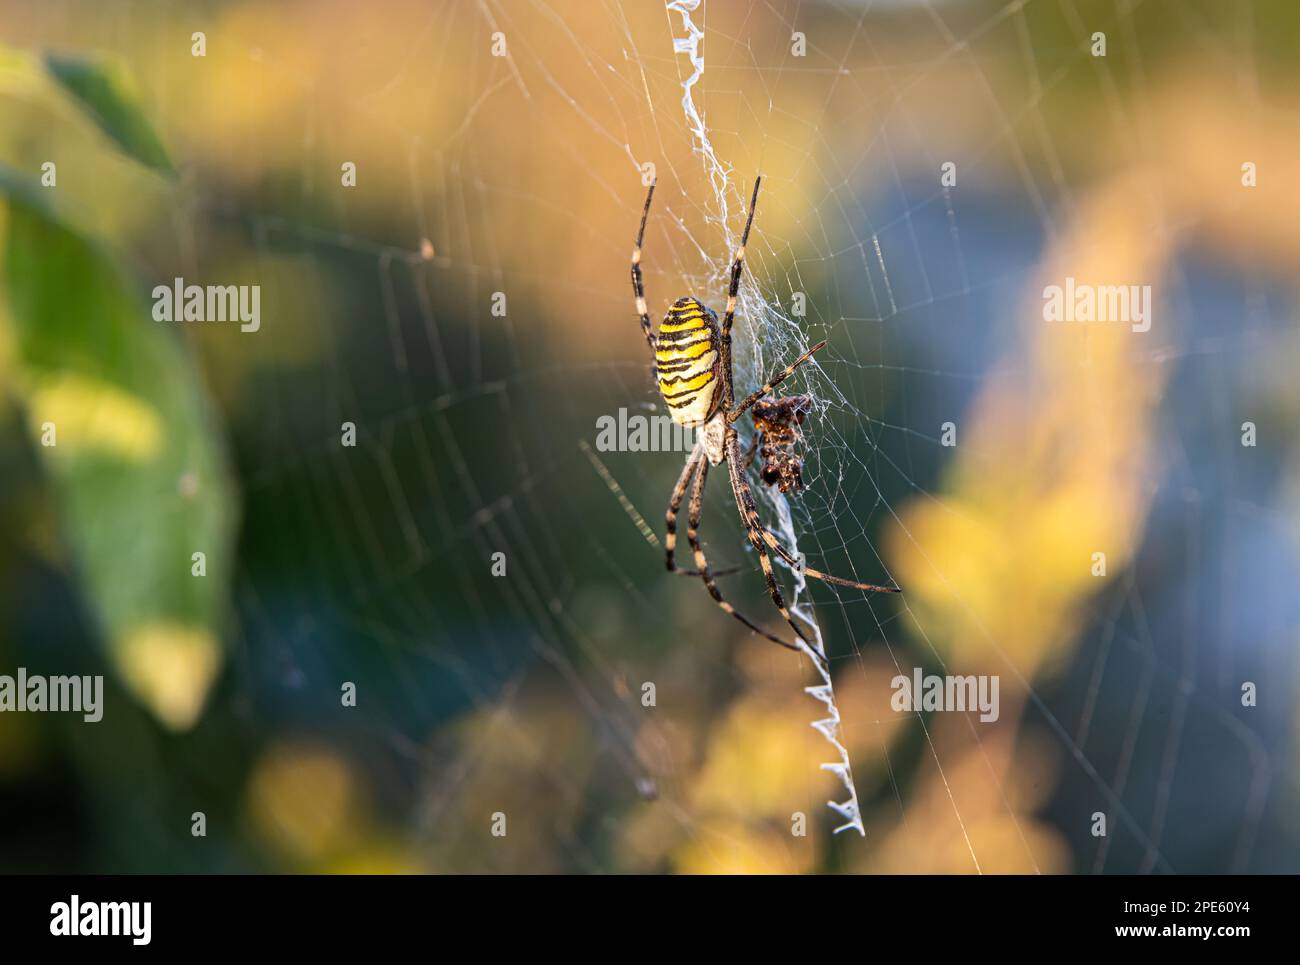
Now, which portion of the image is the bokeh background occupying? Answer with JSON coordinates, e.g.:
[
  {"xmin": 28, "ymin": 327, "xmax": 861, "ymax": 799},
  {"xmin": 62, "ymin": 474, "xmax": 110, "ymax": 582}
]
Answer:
[{"xmin": 1, "ymin": 0, "xmax": 1298, "ymax": 873}]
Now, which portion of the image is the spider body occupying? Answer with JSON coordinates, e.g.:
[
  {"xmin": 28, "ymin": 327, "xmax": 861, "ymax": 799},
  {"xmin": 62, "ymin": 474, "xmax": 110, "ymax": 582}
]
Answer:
[
  {"xmin": 630, "ymin": 177, "xmax": 899, "ymax": 664},
  {"xmin": 655, "ymin": 296, "xmax": 722, "ymax": 430},
  {"xmin": 749, "ymin": 395, "xmax": 812, "ymax": 493}
]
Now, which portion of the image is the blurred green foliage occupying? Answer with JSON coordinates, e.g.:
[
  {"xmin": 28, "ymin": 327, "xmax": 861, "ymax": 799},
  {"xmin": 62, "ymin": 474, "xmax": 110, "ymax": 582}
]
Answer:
[
  {"xmin": 44, "ymin": 53, "xmax": 173, "ymax": 174},
  {"xmin": 1, "ymin": 49, "xmax": 233, "ymax": 730}
]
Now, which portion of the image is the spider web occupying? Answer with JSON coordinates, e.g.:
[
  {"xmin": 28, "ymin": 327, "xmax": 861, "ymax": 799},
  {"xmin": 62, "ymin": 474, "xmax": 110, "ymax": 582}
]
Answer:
[{"xmin": 16, "ymin": 0, "xmax": 1300, "ymax": 873}]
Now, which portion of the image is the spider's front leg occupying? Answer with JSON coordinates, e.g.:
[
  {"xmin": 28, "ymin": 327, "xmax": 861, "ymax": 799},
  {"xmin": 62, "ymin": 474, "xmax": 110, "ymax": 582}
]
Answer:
[
  {"xmin": 732, "ymin": 418, "xmax": 900, "ymax": 593},
  {"xmin": 658, "ymin": 439, "xmax": 819, "ymax": 664},
  {"xmin": 723, "ymin": 427, "xmax": 827, "ymax": 666},
  {"xmin": 663, "ymin": 447, "xmax": 700, "ymax": 573},
  {"xmin": 743, "ymin": 493, "xmax": 901, "ymax": 595},
  {"xmin": 664, "ymin": 446, "xmax": 739, "ymax": 579}
]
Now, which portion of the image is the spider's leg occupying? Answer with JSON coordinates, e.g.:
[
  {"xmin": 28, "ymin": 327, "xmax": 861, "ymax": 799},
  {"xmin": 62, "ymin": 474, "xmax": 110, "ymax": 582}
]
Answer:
[
  {"xmin": 731, "ymin": 483, "xmax": 901, "ymax": 594},
  {"xmin": 631, "ymin": 180, "xmax": 657, "ymax": 353},
  {"xmin": 719, "ymin": 432, "xmax": 834, "ymax": 668},
  {"xmin": 687, "ymin": 459, "xmax": 826, "ymax": 668},
  {"xmin": 721, "ymin": 176, "xmax": 762, "ymax": 338},
  {"xmin": 728, "ymin": 340, "xmax": 826, "ymax": 423},
  {"xmin": 664, "ymin": 446, "xmax": 700, "ymax": 573},
  {"xmin": 665, "ymin": 445, "xmax": 740, "ymax": 578},
  {"xmin": 757, "ymin": 527, "xmax": 900, "ymax": 593}
]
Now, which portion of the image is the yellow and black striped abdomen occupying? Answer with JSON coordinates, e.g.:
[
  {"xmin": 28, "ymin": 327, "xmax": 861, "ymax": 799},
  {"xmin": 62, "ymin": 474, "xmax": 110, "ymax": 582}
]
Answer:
[{"xmin": 655, "ymin": 296, "xmax": 721, "ymax": 428}]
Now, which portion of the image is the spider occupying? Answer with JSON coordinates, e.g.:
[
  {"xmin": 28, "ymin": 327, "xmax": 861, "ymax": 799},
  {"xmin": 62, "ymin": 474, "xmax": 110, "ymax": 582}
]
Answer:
[{"xmin": 630, "ymin": 176, "xmax": 899, "ymax": 664}]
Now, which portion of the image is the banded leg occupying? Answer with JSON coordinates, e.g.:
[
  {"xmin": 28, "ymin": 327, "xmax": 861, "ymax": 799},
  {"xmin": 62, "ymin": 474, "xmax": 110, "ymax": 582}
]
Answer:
[
  {"xmin": 630, "ymin": 180, "xmax": 657, "ymax": 352},
  {"xmin": 728, "ymin": 340, "xmax": 827, "ymax": 423},
  {"xmin": 722, "ymin": 430, "xmax": 832, "ymax": 666},
  {"xmin": 727, "ymin": 431, "xmax": 899, "ymax": 594},
  {"xmin": 758, "ymin": 528, "xmax": 900, "ymax": 593},
  {"xmin": 664, "ymin": 447, "xmax": 701, "ymax": 573},
  {"xmin": 687, "ymin": 460, "xmax": 826, "ymax": 667},
  {"xmin": 665, "ymin": 446, "xmax": 738, "ymax": 578},
  {"xmin": 721, "ymin": 176, "xmax": 763, "ymax": 338}
]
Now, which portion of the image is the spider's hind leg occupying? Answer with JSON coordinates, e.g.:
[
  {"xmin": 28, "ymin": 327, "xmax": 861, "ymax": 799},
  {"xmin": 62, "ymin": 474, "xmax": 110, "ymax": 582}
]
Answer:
[{"xmin": 630, "ymin": 180, "xmax": 657, "ymax": 353}]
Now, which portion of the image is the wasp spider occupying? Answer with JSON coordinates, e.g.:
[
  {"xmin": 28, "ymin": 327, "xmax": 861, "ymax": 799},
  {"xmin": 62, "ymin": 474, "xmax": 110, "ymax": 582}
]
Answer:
[{"xmin": 630, "ymin": 176, "xmax": 899, "ymax": 664}]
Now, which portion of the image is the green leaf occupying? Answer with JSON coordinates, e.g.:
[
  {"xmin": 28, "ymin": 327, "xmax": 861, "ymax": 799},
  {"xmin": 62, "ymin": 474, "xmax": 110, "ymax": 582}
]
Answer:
[
  {"xmin": 44, "ymin": 52, "xmax": 174, "ymax": 174},
  {"xmin": 2, "ymin": 187, "xmax": 234, "ymax": 729}
]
